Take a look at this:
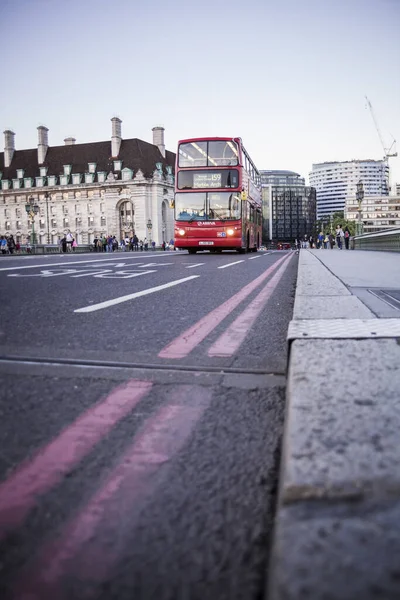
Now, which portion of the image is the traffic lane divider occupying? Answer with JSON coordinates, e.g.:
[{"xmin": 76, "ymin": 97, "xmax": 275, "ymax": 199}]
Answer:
[{"xmin": 158, "ymin": 253, "xmax": 291, "ymax": 360}]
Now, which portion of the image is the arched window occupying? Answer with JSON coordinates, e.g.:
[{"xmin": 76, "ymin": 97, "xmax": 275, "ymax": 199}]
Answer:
[{"xmin": 119, "ymin": 200, "xmax": 135, "ymax": 239}]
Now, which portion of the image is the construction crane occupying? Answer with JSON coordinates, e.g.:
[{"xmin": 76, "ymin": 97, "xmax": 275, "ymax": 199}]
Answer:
[{"xmin": 365, "ymin": 95, "xmax": 397, "ymax": 163}]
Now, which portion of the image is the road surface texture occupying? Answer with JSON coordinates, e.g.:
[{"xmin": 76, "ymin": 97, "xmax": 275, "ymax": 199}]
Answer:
[{"xmin": 0, "ymin": 249, "xmax": 297, "ymax": 600}]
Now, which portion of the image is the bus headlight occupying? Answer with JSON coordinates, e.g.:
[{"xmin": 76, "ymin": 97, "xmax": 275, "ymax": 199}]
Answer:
[
  {"xmin": 227, "ymin": 228, "xmax": 235, "ymax": 236},
  {"xmin": 178, "ymin": 229, "xmax": 186, "ymax": 236}
]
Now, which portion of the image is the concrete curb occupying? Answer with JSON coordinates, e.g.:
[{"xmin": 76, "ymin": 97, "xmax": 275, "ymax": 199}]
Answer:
[{"xmin": 267, "ymin": 250, "xmax": 400, "ymax": 600}]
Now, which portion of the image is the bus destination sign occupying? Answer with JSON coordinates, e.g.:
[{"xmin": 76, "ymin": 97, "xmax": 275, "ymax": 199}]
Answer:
[{"xmin": 193, "ymin": 173, "xmax": 222, "ymax": 188}]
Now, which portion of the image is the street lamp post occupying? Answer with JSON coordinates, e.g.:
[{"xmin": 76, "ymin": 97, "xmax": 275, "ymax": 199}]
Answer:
[
  {"xmin": 25, "ymin": 195, "xmax": 40, "ymax": 251},
  {"xmin": 147, "ymin": 218, "xmax": 153, "ymax": 246},
  {"xmin": 356, "ymin": 180, "xmax": 364, "ymax": 236},
  {"xmin": 44, "ymin": 191, "xmax": 51, "ymax": 244}
]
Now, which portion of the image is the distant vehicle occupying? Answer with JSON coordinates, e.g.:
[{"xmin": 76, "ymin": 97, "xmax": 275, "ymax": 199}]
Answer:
[
  {"xmin": 173, "ymin": 137, "xmax": 262, "ymax": 254},
  {"xmin": 277, "ymin": 242, "xmax": 291, "ymax": 250}
]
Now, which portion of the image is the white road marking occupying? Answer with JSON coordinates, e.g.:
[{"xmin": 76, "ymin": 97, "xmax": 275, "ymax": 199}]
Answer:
[
  {"xmin": 138, "ymin": 263, "xmax": 173, "ymax": 268},
  {"xmin": 93, "ymin": 270, "xmax": 156, "ymax": 279},
  {"xmin": 217, "ymin": 261, "xmax": 244, "ymax": 269},
  {"xmin": 0, "ymin": 254, "xmax": 179, "ymax": 273},
  {"xmin": 186, "ymin": 263, "xmax": 204, "ymax": 269},
  {"xmin": 248, "ymin": 256, "xmax": 261, "ymax": 260},
  {"xmin": 74, "ymin": 275, "xmax": 200, "ymax": 313}
]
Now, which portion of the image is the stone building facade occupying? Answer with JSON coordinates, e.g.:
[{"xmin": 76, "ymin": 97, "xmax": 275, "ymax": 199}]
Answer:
[{"xmin": 0, "ymin": 119, "xmax": 176, "ymax": 245}]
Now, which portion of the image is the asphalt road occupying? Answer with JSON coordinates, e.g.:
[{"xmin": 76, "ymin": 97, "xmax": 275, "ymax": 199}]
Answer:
[{"xmin": 0, "ymin": 249, "xmax": 298, "ymax": 600}]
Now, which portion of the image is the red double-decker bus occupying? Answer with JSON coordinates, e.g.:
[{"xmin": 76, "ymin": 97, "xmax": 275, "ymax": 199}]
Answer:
[{"xmin": 173, "ymin": 137, "xmax": 262, "ymax": 254}]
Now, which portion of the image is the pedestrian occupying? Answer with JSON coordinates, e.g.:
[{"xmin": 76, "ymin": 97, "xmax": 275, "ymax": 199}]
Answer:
[
  {"xmin": 0, "ymin": 236, "xmax": 8, "ymax": 254},
  {"xmin": 335, "ymin": 225, "xmax": 342, "ymax": 250},
  {"xmin": 151, "ymin": 240, "xmax": 156, "ymax": 251},
  {"xmin": 144, "ymin": 237, "xmax": 148, "ymax": 251},
  {"xmin": 344, "ymin": 226, "xmax": 350, "ymax": 250},
  {"xmin": 162, "ymin": 241, "xmax": 166, "ymax": 251},
  {"xmin": 328, "ymin": 232, "xmax": 334, "ymax": 249},
  {"xmin": 66, "ymin": 231, "xmax": 73, "ymax": 252},
  {"xmin": 72, "ymin": 238, "xmax": 77, "ymax": 252},
  {"xmin": 61, "ymin": 235, "xmax": 67, "ymax": 253},
  {"xmin": 323, "ymin": 233, "xmax": 329, "ymax": 249},
  {"xmin": 317, "ymin": 231, "xmax": 324, "ymax": 249},
  {"xmin": 139, "ymin": 239, "xmax": 143, "ymax": 251},
  {"xmin": 15, "ymin": 241, "xmax": 21, "ymax": 254}
]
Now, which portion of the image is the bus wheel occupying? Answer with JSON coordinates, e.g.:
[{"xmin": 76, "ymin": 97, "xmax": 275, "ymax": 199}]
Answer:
[{"xmin": 188, "ymin": 249, "xmax": 197, "ymax": 254}]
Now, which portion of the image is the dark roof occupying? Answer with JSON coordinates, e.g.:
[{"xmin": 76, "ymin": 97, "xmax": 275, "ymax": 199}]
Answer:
[{"xmin": 0, "ymin": 138, "xmax": 176, "ymax": 181}]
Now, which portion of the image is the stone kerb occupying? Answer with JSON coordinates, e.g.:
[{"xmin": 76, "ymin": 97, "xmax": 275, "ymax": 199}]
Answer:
[{"xmin": 268, "ymin": 250, "xmax": 400, "ymax": 600}]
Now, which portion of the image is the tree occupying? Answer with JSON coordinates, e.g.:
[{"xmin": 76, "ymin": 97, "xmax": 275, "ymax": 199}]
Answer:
[{"xmin": 316, "ymin": 212, "xmax": 355, "ymax": 236}]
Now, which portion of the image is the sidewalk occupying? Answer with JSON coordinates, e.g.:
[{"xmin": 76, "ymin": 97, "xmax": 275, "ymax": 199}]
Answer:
[{"xmin": 268, "ymin": 249, "xmax": 400, "ymax": 600}]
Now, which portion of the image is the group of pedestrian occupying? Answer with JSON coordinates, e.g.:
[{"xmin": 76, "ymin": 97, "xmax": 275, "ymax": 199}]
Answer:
[
  {"xmin": 59, "ymin": 232, "xmax": 78, "ymax": 253},
  {"xmin": 0, "ymin": 234, "xmax": 20, "ymax": 255},
  {"xmin": 298, "ymin": 226, "xmax": 351, "ymax": 250}
]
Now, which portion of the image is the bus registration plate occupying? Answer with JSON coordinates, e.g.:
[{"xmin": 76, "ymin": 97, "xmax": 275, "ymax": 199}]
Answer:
[{"xmin": 199, "ymin": 241, "xmax": 214, "ymax": 245}]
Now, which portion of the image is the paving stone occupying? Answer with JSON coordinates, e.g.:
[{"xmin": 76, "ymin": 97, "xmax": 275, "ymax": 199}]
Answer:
[
  {"xmin": 269, "ymin": 498, "xmax": 400, "ymax": 600},
  {"xmin": 282, "ymin": 339, "xmax": 400, "ymax": 502},
  {"xmin": 293, "ymin": 295, "xmax": 374, "ymax": 319}
]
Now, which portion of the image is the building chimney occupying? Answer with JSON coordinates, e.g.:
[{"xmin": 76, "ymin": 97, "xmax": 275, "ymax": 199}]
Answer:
[
  {"xmin": 111, "ymin": 117, "xmax": 122, "ymax": 158},
  {"xmin": 152, "ymin": 126, "xmax": 165, "ymax": 158},
  {"xmin": 4, "ymin": 130, "xmax": 15, "ymax": 168},
  {"xmin": 37, "ymin": 125, "xmax": 49, "ymax": 164},
  {"xmin": 64, "ymin": 137, "xmax": 76, "ymax": 145}
]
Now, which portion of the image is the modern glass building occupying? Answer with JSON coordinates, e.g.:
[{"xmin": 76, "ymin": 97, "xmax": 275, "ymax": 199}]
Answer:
[
  {"xmin": 309, "ymin": 160, "xmax": 389, "ymax": 219},
  {"xmin": 260, "ymin": 170, "xmax": 316, "ymax": 243}
]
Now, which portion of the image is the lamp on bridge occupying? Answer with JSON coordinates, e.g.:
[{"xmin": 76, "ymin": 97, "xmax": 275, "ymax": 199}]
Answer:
[
  {"xmin": 147, "ymin": 218, "xmax": 153, "ymax": 244},
  {"xmin": 356, "ymin": 180, "xmax": 364, "ymax": 236},
  {"xmin": 44, "ymin": 191, "xmax": 51, "ymax": 244},
  {"xmin": 25, "ymin": 195, "xmax": 40, "ymax": 248}
]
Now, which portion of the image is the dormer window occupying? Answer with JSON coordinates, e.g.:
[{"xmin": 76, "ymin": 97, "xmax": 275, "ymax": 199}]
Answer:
[
  {"xmin": 35, "ymin": 176, "xmax": 45, "ymax": 187},
  {"xmin": 114, "ymin": 160, "xmax": 122, "ymax": 171},
  {"xmin": 24, "ymin": 178, "xmax": 33, "ymax": 188},
  {"xmin": 121, "ymin": 168, "xmax": 133, "ymax": 181},
  {"xmin": 88, "ymin": 163, "xmax": 96, "ymax": 174},
  {"xmin": 60, "ymin": 175, "xmax": 69, "ymax": 185},
  {"xmin": 85, "ymin": 173, "xmax": 95, "ymax": 184},
  {"xmin": 72, "ymin": 174, "xmax": 81, "ymax": 185},
  {"xmin": 39, "ymin": 167, "xmax": 48, "ymax": 177},
  {"xmin": 13, "ymin": 179, "xmax": 21, "ymax": 189},
  {"xmin": 16, "ymin": 169, "xmax": 24, "ymax": 179},
  {"xmin": 63, "ymin": 165, "xmax": 72, "ymax": 176},
  {"xmin": 97, "ymin": 172, "xmax": 106, "ymax": 183},
  {"xmin": 48, "ymin": 175, "xmax": 57, "ymax": 186},
  {"xmin": 1, "ymin": 180, "xmax": 10, "ymax": 190}
]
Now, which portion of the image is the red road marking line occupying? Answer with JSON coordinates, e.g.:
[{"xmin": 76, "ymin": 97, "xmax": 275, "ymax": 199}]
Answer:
[
  {"xmin": 158, "ymin": 253, "xmax": 290, "ymax": 359},
  {"xmin": 13, "ymin": 386, "xmax": 212, "ymax": 599},
  {"xmin": 0, "ymin": 379, "xmax": 152, "ymax": 542},
  {"xmin": 208, "ymin": 254, "xmax": 293, "ymax": 356}
]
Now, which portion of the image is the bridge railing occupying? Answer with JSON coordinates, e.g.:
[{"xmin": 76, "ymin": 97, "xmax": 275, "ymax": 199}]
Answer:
[{"xmin": 352, "ymin": 228, "xmax": 400, "ymax": 252}]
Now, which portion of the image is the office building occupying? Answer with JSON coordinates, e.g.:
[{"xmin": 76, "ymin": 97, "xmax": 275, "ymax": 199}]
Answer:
[
  {"xmin": 309, "ymin": 160, "xmax": 389, "ymax": 219},
  {"xmin": 260, "ymin": 170, "xmax": 316, "ymax": 243},
  {"xmin": 345, "ymin": 193, "xmax": 400, "ymax": 233}
]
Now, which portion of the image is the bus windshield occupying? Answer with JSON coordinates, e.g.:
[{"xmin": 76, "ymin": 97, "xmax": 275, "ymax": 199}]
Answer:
[
  {"xmin": 175, "ymin": 192, "xmax": 241, "ymax": 221},
  {"xmin": 178, "ymin": 140, "xmax": 239, "ymax": 167}
]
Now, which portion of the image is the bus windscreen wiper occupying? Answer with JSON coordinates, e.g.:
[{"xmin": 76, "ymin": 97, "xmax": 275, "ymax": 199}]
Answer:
[{"xmin": 210, "ymin": 209, "xmax": 225, "ymax": 222}]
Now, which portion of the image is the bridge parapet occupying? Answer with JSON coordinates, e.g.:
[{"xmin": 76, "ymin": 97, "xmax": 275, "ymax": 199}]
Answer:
[{"xmin": 353, "ymin": 228, "xmax": 400, "ymax": 252}]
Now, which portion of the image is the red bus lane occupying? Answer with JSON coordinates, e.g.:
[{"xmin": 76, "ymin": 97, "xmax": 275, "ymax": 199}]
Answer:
[{"xmin": 173, "ymin": 137, "xmax": 262, "ymax": 254}]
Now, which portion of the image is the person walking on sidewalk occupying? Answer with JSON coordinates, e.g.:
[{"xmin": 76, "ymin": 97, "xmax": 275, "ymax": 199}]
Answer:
[
  {"xmin": 336, "ymin": 225, "xmax": 344, "ymax": 249},
  {"xmin": 344, "ymin": 226, "xmax": 350, "ymax": 250}
]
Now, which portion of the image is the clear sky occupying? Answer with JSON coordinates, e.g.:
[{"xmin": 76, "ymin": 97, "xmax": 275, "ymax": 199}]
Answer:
[{"xmin": 1, "ymin": 0, "xmax": 399, "ymax": 186}]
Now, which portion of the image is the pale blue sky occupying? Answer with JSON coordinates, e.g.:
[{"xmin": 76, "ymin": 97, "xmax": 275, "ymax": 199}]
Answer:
[{"xmin": 1, "ymin": 0, "xmax": 399, "ymax": 185}]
